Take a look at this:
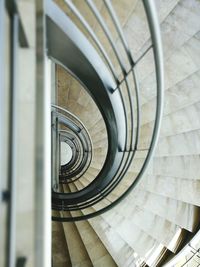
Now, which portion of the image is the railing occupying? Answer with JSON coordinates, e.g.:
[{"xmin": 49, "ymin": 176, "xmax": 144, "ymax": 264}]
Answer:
[
  {"xmin": 59, "ymin": 131, "xmax": 82, "ymax": 174},
  {"xmin": 164, "ymin": 230, "xmax": 200, "ymax": 267},
  {"xmin": 52, "ymin": 0, "xmax": 164, "ymax": 221},
  {"xmin": 51, "ymin": 105, "xmax": 93, "ymax": 192},
  {"xmin": 181, "ymin": 246, "xmax": 200, "ymax": 267}
]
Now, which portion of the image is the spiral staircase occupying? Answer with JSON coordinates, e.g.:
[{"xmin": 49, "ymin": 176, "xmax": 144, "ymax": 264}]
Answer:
[
  {"xmin": 1, "ymin": 0, "xmax": 200, "ymax": 267},
  {"xmin": 48, "ymin": 0, "xmax": 200, "ymax": 266}
]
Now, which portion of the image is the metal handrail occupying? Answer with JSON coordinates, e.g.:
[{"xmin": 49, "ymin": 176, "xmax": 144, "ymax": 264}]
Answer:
[
  {"xmin": 52, "ymin": 104, "xmax": 92, "ymax": 143},
  {"xmin": 59, "ymin": 131, "xmax": 93, "ymax": 186},
  {"xmin": 163, "ymin": 235, "xmax": 200, "ymax": 266},
  {"xmin": 52, "ymin": 0, "xmax": 164, "ymax": 221},
  {"xmin": 103, "ymin": 0, "xmax": 134, "ymax": 67},
  {"xmin": 51, "ymin": 105, "xmax": 93, "ymax": 189},
  {"xmin": 60, "ymin": 133, "xmax": 79, "ymax": 170},
  {"xmin": 53, "ymin": 119, "xmax": 91, "ymax": 183},
  {"xmin": 51, "ymin": 106, "xmax": 93, "ymax": 155},
  {"xmin": 85, "ymin": 0, "xmax": 127, "ymax": 75},
  {"xmin": 63, "ymin": 0, "xmax": 119, "ymax": 84}
]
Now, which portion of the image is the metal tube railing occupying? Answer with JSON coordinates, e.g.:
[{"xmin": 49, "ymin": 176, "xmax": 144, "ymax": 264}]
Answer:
[
  {"xmin": 51, "ymin": 105, "xmax": 93, "ymax": 188},
  {"xmin": 85, "ymin": 0, "xmax": 127, "ymax": 75},
  {"xmin": 103, "ymin": 0, "xmax": 134, "ymax": 67},
  {"xmin": 59, "ymin": 131, "xmax": 83, "ymax": 170},
  {"xmin": 8, "ymin": 13, "xmax": 19, "ymax": 267},
  {"xmin": 52, "ymin": 104, "xmax": 93, "ymax": 147},
  {"xmin": 63, "ymin": 0, "xmax": 119, "ymax": 84},
  {"xmin": 52, "ymin": 0, "xmax": 164, "ymax": 221},
  {"xmin": 60, "ymin": 132, "xmax": 80, "ymax": 169},
  {"xmin": 52, "ymin": 0, "xmax": 139, "ymax": 209},
  {"xmin": 103, "ymin": 0, "xmax": 141, "ymax": 152}
]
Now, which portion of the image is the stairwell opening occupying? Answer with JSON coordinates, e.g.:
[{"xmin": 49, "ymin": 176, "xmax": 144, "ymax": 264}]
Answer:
[{"xmin": 60, "ymin": 142, "xmax": 73, "ymax": 166}]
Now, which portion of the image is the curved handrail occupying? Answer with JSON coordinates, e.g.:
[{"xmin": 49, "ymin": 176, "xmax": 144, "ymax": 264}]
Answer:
[
  {"xmin": 51, "ymin": 105, "xmax": 93, "ymax": 188},
  {"xmin": 52, "ymin": 104, "xmax": 93, "ymax": 144},
  {"xmin": 63, "ymin": 0, "xmax": 119, "ymax": 84},
  {"xmin": 60, "ymin": 132, "xmax": 80, "ymax": 171},
  {"xmin": 51, "ymin": 0, "xmax": 164, "ymax": 221},
  {"xmin": 47, "ymin": 0, "xmax": 127, "ymax": 204}
]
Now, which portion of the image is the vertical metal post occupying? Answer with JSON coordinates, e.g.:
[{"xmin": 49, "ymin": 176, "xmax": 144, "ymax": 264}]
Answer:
[
  {"xmin": 0, "ymin": 1, "xmax": 9, "ymax": 267},
  {"xmin": 55, "ymin": 117, "xmax": 59, "ymax": 190},
  {"xmin": 35, "ymin": 0, "xmax": 51, "ymax": 266},
  {"xmin": 51, "ymin": 113, "xmax": 59, "ymax": 191},
  {"xmin": 0, "ymin": 0, "xmax": 5, "ymax": 200},
  {"xmin": 8, "ymin": 12, "xmax": 19, "ymax": 267},
  {"xmin": 59, "ymin": 133, "xmax": 61, "ymax": 176},
  {"xmin": 51, "ymin": 112, "xmax": 54, "ymax": 189}
]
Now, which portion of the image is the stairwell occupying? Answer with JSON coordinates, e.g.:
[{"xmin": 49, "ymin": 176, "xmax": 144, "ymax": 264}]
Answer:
[{"xmin": 51, "ymin": 0, "xmax": 200, "ymax": 266}]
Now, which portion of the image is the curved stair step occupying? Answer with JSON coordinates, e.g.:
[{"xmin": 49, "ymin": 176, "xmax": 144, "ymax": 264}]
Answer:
[
  {"xmin": 59, "ymin": 210, "xmax": 93, "ymax": 267},
  {"xmin": 52, "ymin": 210, "xmax": 72, "ymax": 267},
  {"xmin": 131, "ymin": 155, "xmax": 200, "ymax": 180},
  {"xmin": 139, "ymin": 174, "xmax": 200, "ymax": 207},
  {"xmin": 68, "ymin": 182, "xmax": 143, "ymax": 267},
  {"xmin": 67, "ymin": 206, "xmax": 118, "ymax": 266},
  {"xmin": 140, "ymin": 70, "xmax": 200, "ymax": 127},
  {"xmin": 128, "ymin": 188, "xmax": 200, "ymax": 232}
]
